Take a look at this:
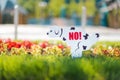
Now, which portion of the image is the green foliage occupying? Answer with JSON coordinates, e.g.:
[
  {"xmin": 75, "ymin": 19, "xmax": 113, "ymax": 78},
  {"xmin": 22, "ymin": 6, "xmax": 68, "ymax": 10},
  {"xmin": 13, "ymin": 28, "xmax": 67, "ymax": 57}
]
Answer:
[
  {"xmin": 1, "ymin": 55, "xmax": 120, "ymax": 80},
  {"xmin": 18, "ymin": 0, "xmax": 36, "ymax": 14},
  {"xmin": 18, "ymin": 0, "xmax": 96, "ymax": 18}
]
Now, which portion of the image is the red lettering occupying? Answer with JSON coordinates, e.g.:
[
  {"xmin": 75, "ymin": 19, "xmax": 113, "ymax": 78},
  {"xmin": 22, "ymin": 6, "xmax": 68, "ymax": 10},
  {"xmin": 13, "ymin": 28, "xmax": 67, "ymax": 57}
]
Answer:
[
  {"xmin": 69, "ymin": 32, "xmax": 82, "ymax": 40},
  {"xmin": 74, "ymin": 32, "xmax": 79, "ymax": 40},
  {"xmin": 79, "ymin": 32, "xmax": 82, "ymax": 40},
  {"xmin": 69, "ymin": 32, "xmax": 74, "ymax": 40}
]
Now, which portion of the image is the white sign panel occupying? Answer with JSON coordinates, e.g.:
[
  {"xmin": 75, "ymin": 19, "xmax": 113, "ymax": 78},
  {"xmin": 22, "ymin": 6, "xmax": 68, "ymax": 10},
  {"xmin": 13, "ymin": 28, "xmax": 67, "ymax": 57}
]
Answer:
[{"xmin": 47, "ymin": 26, "xmax": 99, "ymax": 58}]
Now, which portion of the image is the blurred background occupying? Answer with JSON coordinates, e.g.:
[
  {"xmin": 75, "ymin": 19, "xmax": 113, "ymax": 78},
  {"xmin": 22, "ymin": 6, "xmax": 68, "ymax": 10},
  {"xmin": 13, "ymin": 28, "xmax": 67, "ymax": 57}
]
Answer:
[
  {"xmin": 0, "ymin": 0, "xmax": 120, "ymax": 27},
  {"xmin": 0, "ymin": 0, "xmax": 120, "ymax": 40}
]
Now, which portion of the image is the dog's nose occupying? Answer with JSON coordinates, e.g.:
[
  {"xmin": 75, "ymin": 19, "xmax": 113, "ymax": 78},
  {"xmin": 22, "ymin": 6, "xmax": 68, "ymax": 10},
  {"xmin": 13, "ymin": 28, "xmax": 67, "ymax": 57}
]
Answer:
[{"xmin": 47, "ymin": 33, "xmax": 49, "ymax": 35}]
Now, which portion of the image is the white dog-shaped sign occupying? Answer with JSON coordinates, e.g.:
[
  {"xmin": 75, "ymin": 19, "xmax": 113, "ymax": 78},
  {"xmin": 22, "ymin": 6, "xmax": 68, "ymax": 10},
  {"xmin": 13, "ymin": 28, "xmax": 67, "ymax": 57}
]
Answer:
[{"xmin": 47, "ymin": 26, "xmax": 99, "ymax": 58}]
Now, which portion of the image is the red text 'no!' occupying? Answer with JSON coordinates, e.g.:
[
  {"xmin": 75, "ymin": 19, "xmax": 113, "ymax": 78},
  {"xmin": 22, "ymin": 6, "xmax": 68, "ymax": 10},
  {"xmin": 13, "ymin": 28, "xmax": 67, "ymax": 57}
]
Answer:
[{"xmin": 69, "ymin": 32, "xmax": 82, "ymax": 40}]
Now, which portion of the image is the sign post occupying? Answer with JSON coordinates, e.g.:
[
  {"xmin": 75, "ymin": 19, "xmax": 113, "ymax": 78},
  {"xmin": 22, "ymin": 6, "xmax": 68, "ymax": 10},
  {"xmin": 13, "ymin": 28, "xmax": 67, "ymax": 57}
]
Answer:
[
  {"xmin": 81, "ymin": 6, "xmax": 86, "ymax": 28},
  {"xmin": 14, "ymin": 5, "xmax": 19, "ymax": 40}
]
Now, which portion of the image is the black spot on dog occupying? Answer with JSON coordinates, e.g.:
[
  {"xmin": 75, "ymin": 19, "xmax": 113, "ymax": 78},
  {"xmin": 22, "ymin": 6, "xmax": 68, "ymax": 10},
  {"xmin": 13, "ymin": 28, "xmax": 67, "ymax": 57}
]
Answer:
[
  {"xmin": 83, "ymin": 34, "xmax": 89, "ymax": 40},
  {"xmin": 70, "ymin": 27, "xmax": 75, "ymax": 30},
  {"xmin": 50, "ymin": 30, "xmax": 52, "ymax": 32},
  {"xmin": 83, "ymin": 46, "xmax": 87, "ymax": 50},
  {"xmin": 63, "ymin": 37, "xmax": 66, "ymax": 41},
  {"xmin": 47, "ymin": 32, "xmax": 49, "ymax": 35},
  {"xmin": 95, "ymin": 33, "xmax": 99, "ymax": 38}
]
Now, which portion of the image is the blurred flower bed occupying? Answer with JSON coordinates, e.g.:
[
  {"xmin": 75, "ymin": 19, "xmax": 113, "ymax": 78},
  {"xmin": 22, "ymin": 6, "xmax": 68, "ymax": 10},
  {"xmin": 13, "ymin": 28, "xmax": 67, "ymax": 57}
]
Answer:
[
  {"xmin": 0, "ymin": 39, "xmax": 120, "ymax": 57},
  {"xmin": 92, "ymin": 41, "xmax": 120, "ymax": 57},
  {"xmin": 0, "ymin": 38, "xmax": 70, "ymax": 56}
]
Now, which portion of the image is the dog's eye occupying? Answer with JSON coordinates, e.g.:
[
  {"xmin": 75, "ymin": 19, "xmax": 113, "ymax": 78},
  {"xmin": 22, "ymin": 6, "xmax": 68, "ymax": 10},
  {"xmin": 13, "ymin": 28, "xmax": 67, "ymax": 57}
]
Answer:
[{"xmin": 50, "ymin": 30, "xmax": 52, "ymax": 32}]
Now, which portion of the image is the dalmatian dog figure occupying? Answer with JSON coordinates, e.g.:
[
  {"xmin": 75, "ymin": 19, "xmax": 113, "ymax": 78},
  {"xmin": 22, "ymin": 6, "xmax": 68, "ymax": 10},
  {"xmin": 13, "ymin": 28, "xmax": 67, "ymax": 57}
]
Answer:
[{"xmin": 47, "ymin": 26, "xmax": 99, "ymax": 58}]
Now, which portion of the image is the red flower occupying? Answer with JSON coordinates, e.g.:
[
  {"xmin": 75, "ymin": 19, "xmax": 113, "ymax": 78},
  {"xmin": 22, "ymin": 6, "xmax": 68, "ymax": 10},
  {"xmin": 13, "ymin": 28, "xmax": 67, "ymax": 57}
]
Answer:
[
  {"xmin": 15, "ymin": 42, "xmax": 21, "ymax": 48},
  {"xmin": 102, "ymin": 50, "xmax": 109, "ymax": 55},
  {"xmin": 57, "ymin": 44, "xmax": 64, "ymax": 50},
  {"xmin": 39, "ymin": 41, "xmax": 49, "ymax": 48},
  {"xmin": 22, "ymin": 40, "xmax": 33, "ymax": 49},
  {"xmin": 0, "ymin": 39, "xmax": 3, "ymax": 44},
  {"xmin": 7, "ymin": 44, "xmax": 12, "ymax": 50},
  {"xmin": 7, "ymin": 41, "xmax": 16, "ymax": 50}
]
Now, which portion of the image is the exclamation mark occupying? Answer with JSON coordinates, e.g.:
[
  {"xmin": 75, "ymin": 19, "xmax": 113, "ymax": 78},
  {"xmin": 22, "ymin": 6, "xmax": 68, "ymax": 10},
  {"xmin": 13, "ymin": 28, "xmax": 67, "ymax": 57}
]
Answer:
[{"xmin": 79, "ymin": 32, "xmax": 82, "ymax": 40}]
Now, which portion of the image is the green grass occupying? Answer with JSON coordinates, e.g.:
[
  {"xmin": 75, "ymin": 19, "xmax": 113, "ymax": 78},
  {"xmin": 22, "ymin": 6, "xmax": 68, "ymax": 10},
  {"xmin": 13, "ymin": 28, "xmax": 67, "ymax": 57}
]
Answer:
[{"xmin": 1, "ymin": 55, "xmax": 120, "ymax": 80}]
